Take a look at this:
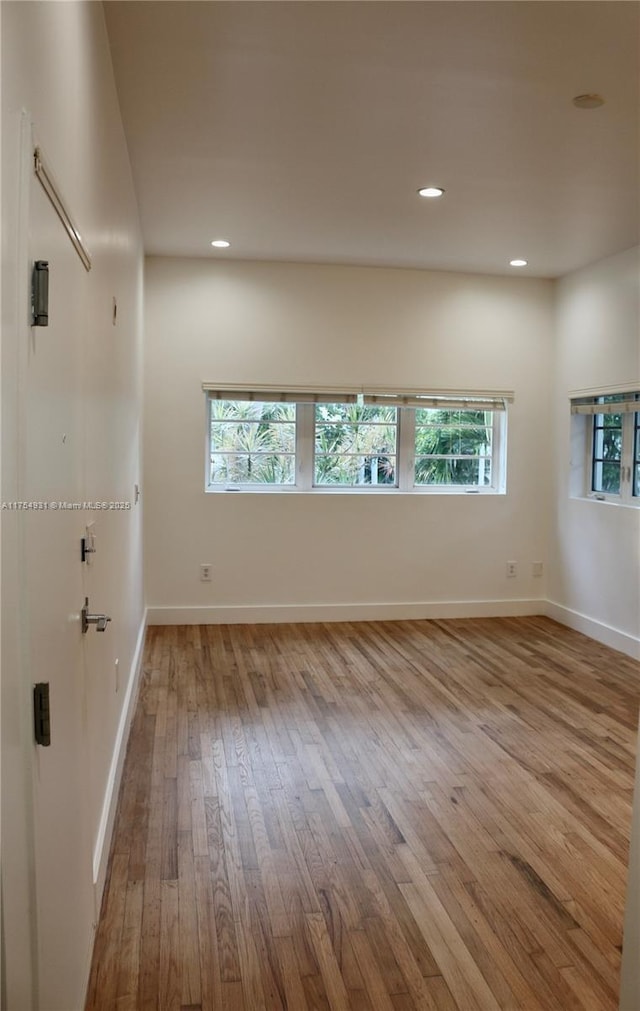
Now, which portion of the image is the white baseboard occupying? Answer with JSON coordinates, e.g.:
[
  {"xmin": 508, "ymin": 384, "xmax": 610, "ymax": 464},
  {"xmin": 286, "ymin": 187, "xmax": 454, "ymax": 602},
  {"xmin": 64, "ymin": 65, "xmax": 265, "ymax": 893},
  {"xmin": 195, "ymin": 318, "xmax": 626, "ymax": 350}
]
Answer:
[
  {"xmin": 544, "ymin": 600, "xmax": 640, "ymax": 660},
  {"xmin": 147, "ymin": 599, "xmax": 545, "ymax": 625},
  {"xmin": 92, "ymin": 608, "xmax": 148, "ymax": 900},
  {"xmin": 145, "ymin": 599, "xmax": 640, "ymax": 659}
]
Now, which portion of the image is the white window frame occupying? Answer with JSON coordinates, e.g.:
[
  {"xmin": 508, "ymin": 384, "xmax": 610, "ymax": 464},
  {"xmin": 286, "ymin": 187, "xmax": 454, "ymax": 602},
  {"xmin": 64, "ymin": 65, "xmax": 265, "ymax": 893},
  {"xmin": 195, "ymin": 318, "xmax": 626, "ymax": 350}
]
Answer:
[
  {"xmin": 309, "ymin": 403, "xmax": 400, "ymax": 491},
  {"xmin": 204, "ymin": 385, "xmax": 511, "ymax": 495},
  {"xmin": 571, "ymin": 390, "xmax": 640, "ymax": 507},
  {"xmin": 634, "ymin": 412, "xmax": 640, "ymax": 498},
  {"xmin": 400, "ymin": 408, "xmax": 505, "ymax": 494}
]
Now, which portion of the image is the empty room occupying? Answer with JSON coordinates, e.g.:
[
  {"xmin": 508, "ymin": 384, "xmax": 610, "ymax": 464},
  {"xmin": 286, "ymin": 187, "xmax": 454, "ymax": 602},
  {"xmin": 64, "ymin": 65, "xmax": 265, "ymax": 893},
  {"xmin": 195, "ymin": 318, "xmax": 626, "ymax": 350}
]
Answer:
[{"xmin": 1, "ymin": 2, "xmax": 640, "ymax": 1010}]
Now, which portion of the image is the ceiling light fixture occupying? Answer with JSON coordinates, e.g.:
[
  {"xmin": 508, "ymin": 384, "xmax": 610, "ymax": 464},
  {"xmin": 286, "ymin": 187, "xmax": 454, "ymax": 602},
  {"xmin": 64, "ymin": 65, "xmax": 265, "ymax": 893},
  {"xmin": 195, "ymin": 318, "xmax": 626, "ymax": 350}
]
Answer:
[
  {"xmin": 211, "ymin": 239, "xmax": 231, "ymax": 248},
  {"xmin": 572, "ymin": 94, "xmax": 605, "ymax": 109},
  {"xmin": 417, "ymin": 186, "xmax": 445, "ymax": 198},
  {"xmin": 510, "ymin": 259, "xmax": 528, "ymax": 267}
]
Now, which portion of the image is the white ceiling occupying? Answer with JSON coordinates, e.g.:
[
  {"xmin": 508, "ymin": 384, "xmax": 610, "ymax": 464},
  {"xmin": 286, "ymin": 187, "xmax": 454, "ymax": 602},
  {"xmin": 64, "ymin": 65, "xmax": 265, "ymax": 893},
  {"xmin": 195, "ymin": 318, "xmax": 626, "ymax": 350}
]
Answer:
[{"xmin": 104, "ymin": 1, "xmax": 639, "ymax": 278}]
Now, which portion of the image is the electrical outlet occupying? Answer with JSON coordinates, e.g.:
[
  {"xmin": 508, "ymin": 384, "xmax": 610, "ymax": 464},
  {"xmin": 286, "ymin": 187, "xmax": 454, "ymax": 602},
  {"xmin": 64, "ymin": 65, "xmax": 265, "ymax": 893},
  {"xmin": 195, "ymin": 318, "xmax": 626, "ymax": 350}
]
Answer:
[
  {"xmin": 532, "ymin": 561, "xmax": 543, "ymax": 577},
  {"xmin": 200, "ymin": 563, "xmax": 212, "ymax": 581},
  {"xmin": 506, "ymin": 560, "xmax": 517, "ymax": 578}
]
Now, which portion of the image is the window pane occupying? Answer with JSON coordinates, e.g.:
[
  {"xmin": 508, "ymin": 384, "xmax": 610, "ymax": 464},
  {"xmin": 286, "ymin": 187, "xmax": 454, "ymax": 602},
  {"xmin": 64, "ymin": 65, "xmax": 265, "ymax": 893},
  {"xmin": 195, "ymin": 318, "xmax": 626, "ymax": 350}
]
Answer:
[
  {"xmin": 414, "ymin": 410, "xmax": 493, "ymax": 486},
  {"xmin": 211, "ymin": 400, "xmax": 295, "ymax": 422},
  {"xmin": 210, "ymin": 453, "xmax": 295, "ymax": 485},
  {"xmin": 315, "ymin": 454, "xmax": 396, "ymax": 486},
  {"xmin": 602, "ymin": 413, "xmax": 623, "ymax": 428},
  {"xmin": 593, "ymin": 458, "xmax": 620, "ymax": 494},
  {"xmin": 210, "ymin": 420, "xmax": 296, "ymax": 453},
  {"xmin": 318, "ymin": 404, "xmax": 396, "ymax": 424},
  {"xmin": 314, "ymin": 404, "xmax": 398, "ymax": 487},
  {"xmin": 601, "ymin": 462, "xmax": 621, "ymax": 494},
  {"xmin": 415, "ymin": 457, "xmax": 492, "ymax": 486},
  {"xmin": 634, "ymin": 415, "xmax": 640, "ymax": 497},
  {"xmin": 415, "ymin": 424, "xmax": 492, "ymax": 457},
  {"xmin": 315, "ymin": 423, "xmax": 397, "ymax": 455},
  {"xmin": 415, "ymin": 407, "xmax": 489, "ymax": 426},
  {"xmin": 592, "ymin": 413, "xmax": 622, "ymax": 494},
  {"xmin": 209, "ymin": 400, "xmax": 296, "ymax": 485},
  {"xmin": 604, "ymin": 430, "xmax": 622, "ymax": 457}
]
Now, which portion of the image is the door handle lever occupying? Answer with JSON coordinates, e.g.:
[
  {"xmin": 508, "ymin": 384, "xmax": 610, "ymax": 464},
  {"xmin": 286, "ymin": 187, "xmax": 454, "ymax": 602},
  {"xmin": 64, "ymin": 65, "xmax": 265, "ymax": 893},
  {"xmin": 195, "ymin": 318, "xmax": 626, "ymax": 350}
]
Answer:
[{"xmin": 81, "ymin": 598, "xmax": 112, "ymax": 634}]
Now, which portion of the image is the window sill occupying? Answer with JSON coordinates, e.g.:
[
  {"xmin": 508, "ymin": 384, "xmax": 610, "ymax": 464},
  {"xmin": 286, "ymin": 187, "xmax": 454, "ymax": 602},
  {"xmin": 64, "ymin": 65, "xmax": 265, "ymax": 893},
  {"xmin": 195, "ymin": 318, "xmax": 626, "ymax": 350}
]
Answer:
[
  {"xmin": 205, "ymin": 486, "xmax": 505, "ymax": 497},
  {"xmin": 571, "ymin": 493, "xmax": 640, "ymax": 509}
]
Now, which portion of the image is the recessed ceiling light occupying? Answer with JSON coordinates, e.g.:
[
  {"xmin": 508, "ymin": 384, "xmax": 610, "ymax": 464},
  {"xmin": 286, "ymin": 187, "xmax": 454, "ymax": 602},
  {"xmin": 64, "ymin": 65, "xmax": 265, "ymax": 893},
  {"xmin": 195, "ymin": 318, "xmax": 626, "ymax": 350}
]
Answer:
[
  {"xmin": 418, "ymin": 186, "xmax": 445, "ymax": 198},
  {"xmin": 572, "ymin": 93, "xmax": 605, "ymax": 109},
  {"xmin": 211, "ymin": 239, "xmax": 231, "ymax": 248},
  {"xmin": 510, "ymin": 259, "xmax": 528, "ymax": 267}
]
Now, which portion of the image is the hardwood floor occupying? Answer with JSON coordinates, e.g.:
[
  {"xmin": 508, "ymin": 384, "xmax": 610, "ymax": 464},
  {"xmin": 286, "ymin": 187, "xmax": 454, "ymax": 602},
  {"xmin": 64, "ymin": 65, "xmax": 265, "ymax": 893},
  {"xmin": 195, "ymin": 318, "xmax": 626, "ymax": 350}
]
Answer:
[{"xmin": 85, "ymin": 617, "xmax": 639, "ymax": 1011}]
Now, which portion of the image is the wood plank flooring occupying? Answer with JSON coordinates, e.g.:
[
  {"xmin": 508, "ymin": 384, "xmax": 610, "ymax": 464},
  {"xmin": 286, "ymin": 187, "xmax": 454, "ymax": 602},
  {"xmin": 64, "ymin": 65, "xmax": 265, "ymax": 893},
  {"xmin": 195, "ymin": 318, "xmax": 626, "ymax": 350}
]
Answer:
[{"xmin": 85, "ymin": 617, "xmax": 639, "ymax": 1010}]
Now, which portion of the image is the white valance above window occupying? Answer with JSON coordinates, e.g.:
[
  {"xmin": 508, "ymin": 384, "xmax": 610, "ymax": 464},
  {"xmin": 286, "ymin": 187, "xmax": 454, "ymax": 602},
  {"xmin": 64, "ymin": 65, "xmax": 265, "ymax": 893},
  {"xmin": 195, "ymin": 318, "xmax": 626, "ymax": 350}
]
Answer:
[
  {"xmin": 571, "ymin": 391, "xmax": 640, "ymax": 415},
  {"xmin": 202, "ymin": 383, "xmax": 514, "ymax": 412}
]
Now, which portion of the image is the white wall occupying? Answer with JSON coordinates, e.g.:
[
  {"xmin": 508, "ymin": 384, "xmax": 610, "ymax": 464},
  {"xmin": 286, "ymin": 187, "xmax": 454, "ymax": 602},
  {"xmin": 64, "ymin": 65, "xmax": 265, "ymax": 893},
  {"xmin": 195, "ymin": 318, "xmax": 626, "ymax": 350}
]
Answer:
[
  {"xmin": 1, "ymin": 2, "xmax": 144, "ymax": 1006},
  {"xmin": 546, "ymin": 245, "xmax": 640, "ymax": 1011},
  {"xmin": 549, "ymin": 246, "xmax": 640, "ymax": 655},
  {"xmin": 546, "ymin": 246, "xmax": 640, "ymax": 1011},
  {"xmin": 145, "ymin": 256, "xmax": 553, "ymax": 622}
]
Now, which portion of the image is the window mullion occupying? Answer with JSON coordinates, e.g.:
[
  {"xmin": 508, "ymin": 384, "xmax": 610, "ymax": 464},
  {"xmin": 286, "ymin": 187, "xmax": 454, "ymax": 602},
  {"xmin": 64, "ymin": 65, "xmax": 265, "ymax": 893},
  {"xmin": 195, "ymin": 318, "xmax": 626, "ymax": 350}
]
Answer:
[
  {"xmin": 621, "ymin": 413, "xmax": 634, "ymax": 502},
  {"xmin": 297, "ymin": 403, "xmax": 313, "ymax": 489},
  {"xmin": 398, "ymin": 408, "xmax": 414, "ymax": 490},
  {"xmin": 493, "ymin": 411, "xmax": 504, "ymax": 492}
]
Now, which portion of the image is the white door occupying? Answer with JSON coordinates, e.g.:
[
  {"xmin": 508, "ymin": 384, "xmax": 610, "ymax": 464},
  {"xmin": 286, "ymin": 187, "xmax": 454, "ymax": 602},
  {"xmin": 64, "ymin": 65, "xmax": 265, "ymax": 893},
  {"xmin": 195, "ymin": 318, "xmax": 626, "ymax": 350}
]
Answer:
[{"xmin": 24, "ymin": 146, "xmax": 96, "ymax": 1010}]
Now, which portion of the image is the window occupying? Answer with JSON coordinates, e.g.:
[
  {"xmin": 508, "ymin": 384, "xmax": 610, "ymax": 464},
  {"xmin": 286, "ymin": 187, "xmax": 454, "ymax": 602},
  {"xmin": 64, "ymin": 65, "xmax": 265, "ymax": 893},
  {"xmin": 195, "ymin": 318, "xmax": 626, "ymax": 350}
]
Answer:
[
  {"xmin": 571, "ymin": 391, "xmax": 640, "ymax": 505},
  {"xmin": 314, "ymin": 403, "xmax": 398, "ymax": 486},
  {"xmin": 205, "ymin": 387, "xmax": 509, "ymax": 492},
  {"xmin": 592, "ymin": 406, "xmax": 623, "ymax": 495},
  {"xmin": 413, "ymin": 408, "xmax": 493, "ymax": 487},
  {"xmin": 209, "ymin": 400, "xmax": 296, "ymax": 485},
  {"xmin": 635, "ymin": 413, "xmax": 640, "ymax": 498}
]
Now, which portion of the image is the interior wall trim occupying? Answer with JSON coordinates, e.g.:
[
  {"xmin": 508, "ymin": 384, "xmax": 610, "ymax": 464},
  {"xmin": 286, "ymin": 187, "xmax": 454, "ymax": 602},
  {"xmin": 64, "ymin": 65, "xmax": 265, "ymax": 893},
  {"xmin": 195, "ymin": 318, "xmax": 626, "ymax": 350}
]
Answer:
[
  {"xmin": 544, "ymin": 600, "xmax": 640, "ymax": 661},
  {"xmin": 91, "ymin": 609, "xmax": 148, "ymax": 898},
  {"xmin": 146, "ymin": 599, "xmax": 545, "ymax": 626},
  {"xmin": 145, "ymin": 600, "xmax": 640, "ymax": 660}
]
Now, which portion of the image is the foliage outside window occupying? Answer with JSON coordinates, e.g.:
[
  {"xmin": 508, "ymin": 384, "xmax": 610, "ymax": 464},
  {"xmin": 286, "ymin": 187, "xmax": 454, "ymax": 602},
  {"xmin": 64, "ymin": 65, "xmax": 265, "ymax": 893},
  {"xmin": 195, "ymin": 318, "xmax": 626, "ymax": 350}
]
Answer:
[
  {"xmin": 209, "ymin": 401, "xmax": 296, "ymax": 485},
  {"xmin": 207, "ymin": 393, "xmax": 506, "ymax": 492},
  {"xmin": 592, "ymin": 409, "xmax": 623, "ymax": 494},
  {"xmin": 414, "ymin": 408, "xmax": 493, "ymax": 487},
  {"xmin": 314, "ymin": 404, "xmax": 397, "ymax": 486}
]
